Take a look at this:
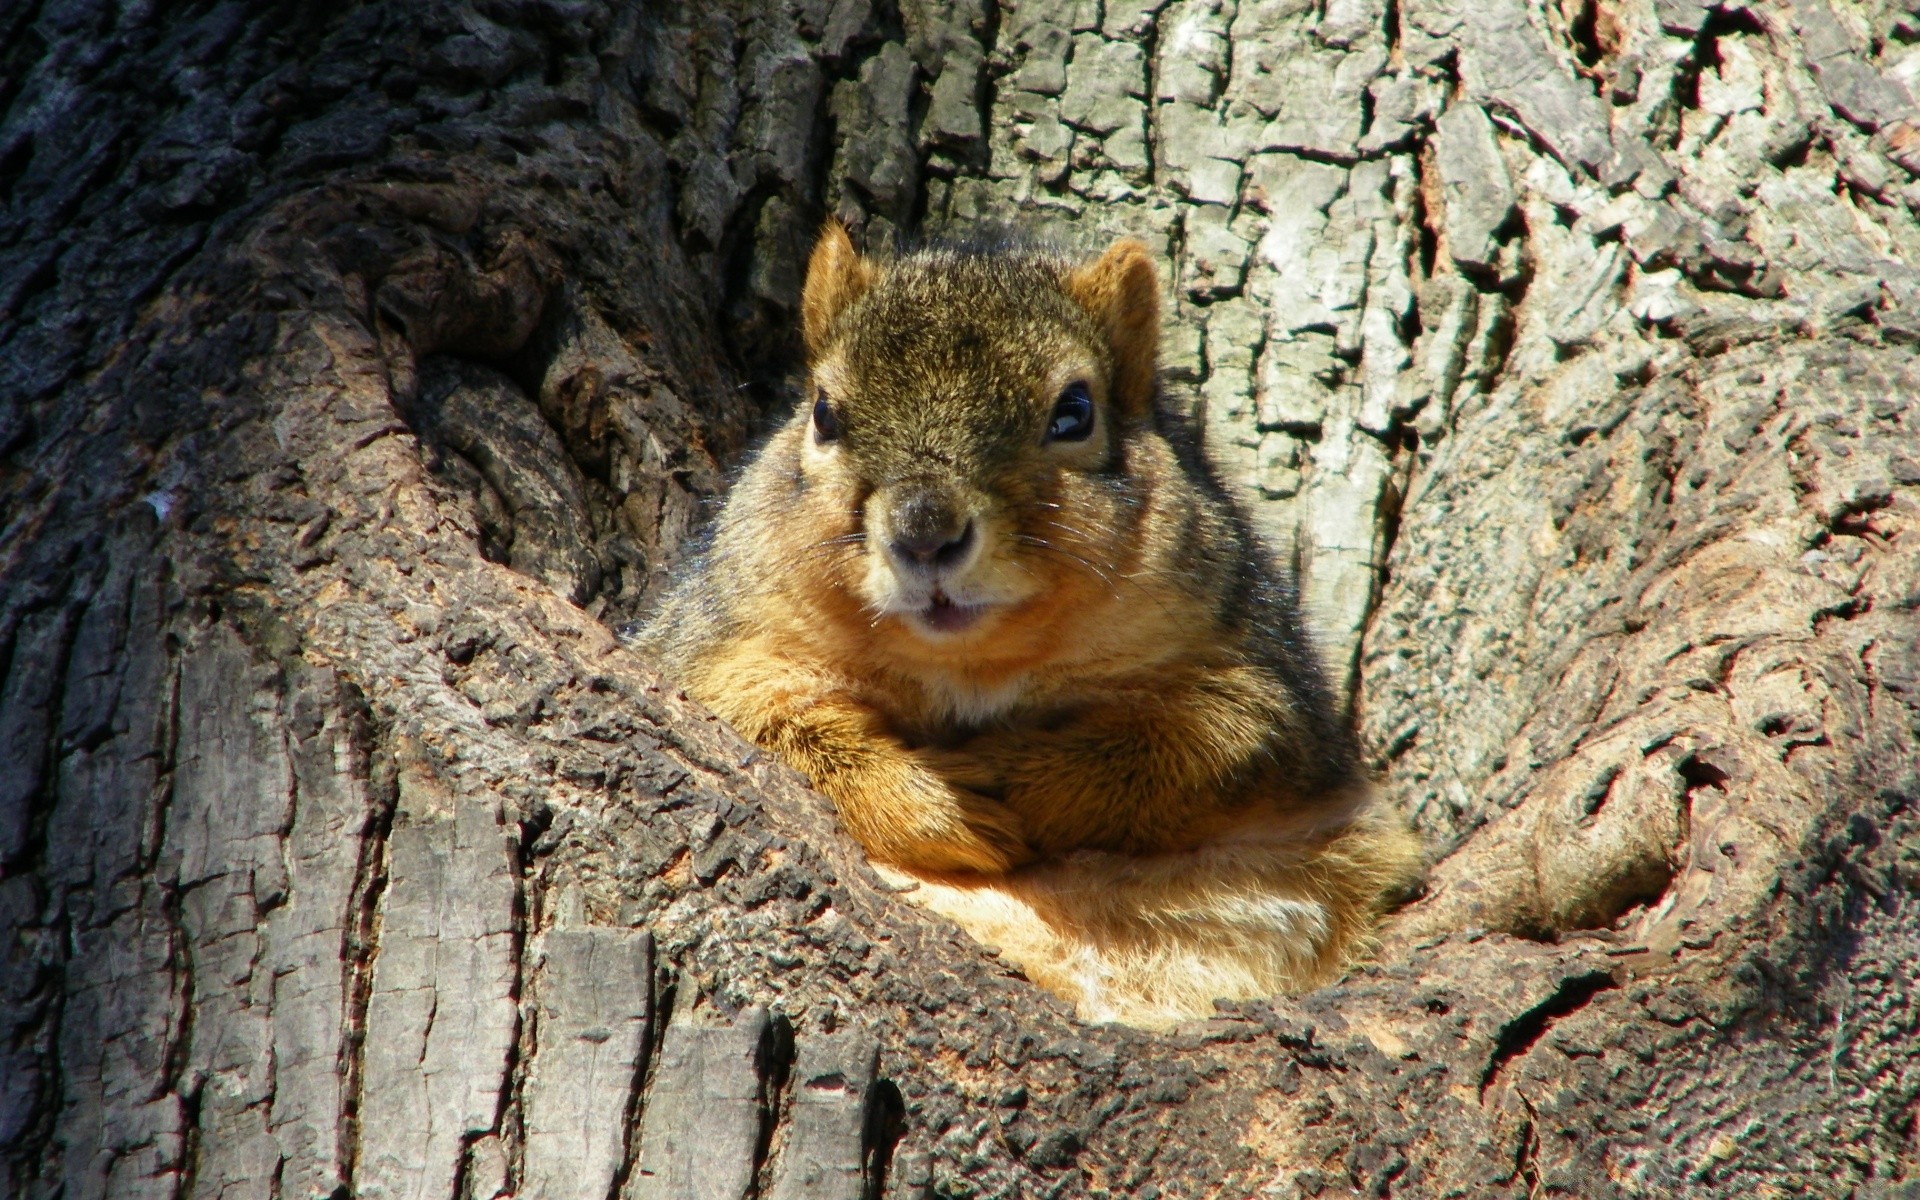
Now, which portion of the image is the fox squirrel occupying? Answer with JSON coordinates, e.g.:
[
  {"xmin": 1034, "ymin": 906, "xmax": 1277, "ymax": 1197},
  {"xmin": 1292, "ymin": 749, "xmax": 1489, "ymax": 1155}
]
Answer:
[{"xmin": 639, "ymin": 223, "xmax": 1422, "ymax": 1027}]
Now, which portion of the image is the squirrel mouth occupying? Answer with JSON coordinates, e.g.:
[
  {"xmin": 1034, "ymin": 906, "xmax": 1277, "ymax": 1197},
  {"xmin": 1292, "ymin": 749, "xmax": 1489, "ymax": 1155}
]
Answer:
[{"xmin": 919, "ymin": 590, "xmax": 987, "ymax": 633}]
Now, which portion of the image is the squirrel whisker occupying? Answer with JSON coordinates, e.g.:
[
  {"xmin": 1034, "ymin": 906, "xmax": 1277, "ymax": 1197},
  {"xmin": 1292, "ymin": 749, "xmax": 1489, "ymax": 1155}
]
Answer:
[{"xmin": 1013, "ymin": 533, "xmax": 1123, "ymax": 597}]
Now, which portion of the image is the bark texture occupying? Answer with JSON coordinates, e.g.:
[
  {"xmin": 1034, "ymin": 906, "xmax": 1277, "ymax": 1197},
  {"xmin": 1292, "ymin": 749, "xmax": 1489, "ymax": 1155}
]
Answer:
[{"xmin": 3, "ymin": 0, "xmax": 1920, "ymax": 1197}]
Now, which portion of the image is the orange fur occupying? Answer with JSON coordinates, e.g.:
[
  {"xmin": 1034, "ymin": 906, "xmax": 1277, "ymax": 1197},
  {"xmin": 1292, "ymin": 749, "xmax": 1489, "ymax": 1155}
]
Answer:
[
  {"xmin": 1063, "ymin": 238, "xmax": 1161, "ymax": 415},
  {"xmin": 801, "ymin": 220, "xmax": 874, "ymax": 355}
]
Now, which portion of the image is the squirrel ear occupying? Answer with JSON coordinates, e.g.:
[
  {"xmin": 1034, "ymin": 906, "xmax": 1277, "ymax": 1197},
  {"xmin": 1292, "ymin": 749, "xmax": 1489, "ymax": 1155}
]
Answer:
[
  {"xmin": 802, "ymin": 220, "xmax": 874, "ymax": 356},
  {"xmin": 1063, "ymin": 239, "xmax": 1161, "ymax": 414}
]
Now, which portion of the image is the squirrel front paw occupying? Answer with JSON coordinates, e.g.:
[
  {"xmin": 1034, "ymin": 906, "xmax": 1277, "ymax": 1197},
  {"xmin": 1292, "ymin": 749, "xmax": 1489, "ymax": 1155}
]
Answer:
[
  {"xmin": 918, "ymin": 791, "xmax": 1035, "ymax": 874},
  {"xmin": 831, "ymin": 760, "xmax": 1033, "ymax": 875}
]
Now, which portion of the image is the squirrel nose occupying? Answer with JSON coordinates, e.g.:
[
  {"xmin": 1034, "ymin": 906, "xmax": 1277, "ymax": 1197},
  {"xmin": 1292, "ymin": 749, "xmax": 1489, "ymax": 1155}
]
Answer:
[{"xmin": 890, "ymin": 519, "xmax": 975, "ymax": 570}]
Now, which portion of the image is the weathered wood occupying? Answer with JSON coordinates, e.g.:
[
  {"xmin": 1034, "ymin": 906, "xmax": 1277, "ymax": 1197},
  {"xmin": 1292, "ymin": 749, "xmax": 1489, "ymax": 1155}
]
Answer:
[
  {"xmin": 167, "ymin": 626, "xmax": 296, "ymax": 1200},
  {"xmin": 358, "ymin": 797, "xmax": 520, "ymax": 1200},
  {"xmin": 767, "ymin": 1031, "xmax": 883, "ymax": 1200},
  {"xmin": 521, "ymin": 928, "xmax": 654, "ymax": 1200},
  {"xmin": 273, "ymin": 666, "xmax": 385, "ymax": 1200},
  {"xmin": 0, "ymin": 606, "xmax": 77, "ymax": 866},
  {"xmin": 38, "ymin": 544, "xmax": 183, "ymax": 1200},
  {"xmin": 626, "ymin": 1008, "xmax": 776, "ymax": 1200}
]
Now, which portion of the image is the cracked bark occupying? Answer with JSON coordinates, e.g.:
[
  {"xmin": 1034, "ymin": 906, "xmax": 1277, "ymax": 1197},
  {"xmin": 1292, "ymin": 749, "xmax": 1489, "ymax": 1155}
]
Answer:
[{"xmin": 3, "ymin": 0, "xmax": 1920, "ymax": 1197}]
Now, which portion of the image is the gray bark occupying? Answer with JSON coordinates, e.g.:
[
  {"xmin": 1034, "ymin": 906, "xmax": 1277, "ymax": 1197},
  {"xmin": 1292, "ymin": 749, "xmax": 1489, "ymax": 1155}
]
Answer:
[{"xmin": 3, "ymin": 0, "xmax": 1919, "ymax": 1197}]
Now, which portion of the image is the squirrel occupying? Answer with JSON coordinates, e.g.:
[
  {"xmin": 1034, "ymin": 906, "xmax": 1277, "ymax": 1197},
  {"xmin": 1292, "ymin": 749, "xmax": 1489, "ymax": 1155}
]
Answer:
[{"xmin": 638, "ymin": 223, "xmax": 1422, "ymax": 1027}]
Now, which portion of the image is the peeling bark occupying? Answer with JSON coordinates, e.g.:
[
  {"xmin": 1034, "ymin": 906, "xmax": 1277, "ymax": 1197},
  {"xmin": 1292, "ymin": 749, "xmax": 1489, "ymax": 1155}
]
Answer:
[{"xmin": 3, "ymin": 0, "xmax": 1919, "ymax": 1197}]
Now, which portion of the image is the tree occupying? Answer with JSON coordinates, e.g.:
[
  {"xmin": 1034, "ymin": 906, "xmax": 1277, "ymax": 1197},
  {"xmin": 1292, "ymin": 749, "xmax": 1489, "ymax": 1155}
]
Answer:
[{"xmin": 3, "ymin": 0, "xmax": 1918, "ymax": 1196}]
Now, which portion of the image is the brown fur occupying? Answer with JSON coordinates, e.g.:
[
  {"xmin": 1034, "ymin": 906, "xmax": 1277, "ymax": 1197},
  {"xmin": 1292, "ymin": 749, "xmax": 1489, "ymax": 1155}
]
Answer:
[{"xmin": 639, "ymin": 223, "xmax": 1422, "ymax": 1026}]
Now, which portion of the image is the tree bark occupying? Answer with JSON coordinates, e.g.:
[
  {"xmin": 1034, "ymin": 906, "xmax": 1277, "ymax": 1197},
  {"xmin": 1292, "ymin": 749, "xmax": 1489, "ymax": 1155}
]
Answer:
[{"xmin": 3, "ymin": 0, "xmax": 1919, "ymax": 1197}]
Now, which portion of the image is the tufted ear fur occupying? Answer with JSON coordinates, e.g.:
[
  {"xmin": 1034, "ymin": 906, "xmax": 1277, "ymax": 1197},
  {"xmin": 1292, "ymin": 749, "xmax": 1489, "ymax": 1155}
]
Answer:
[
  {"xmin": 1062, "ymin": 238, "xmax": 1161, "ymax": 415},
  {"xmin": 801, "ymin": 220, "xmax": 875, "ymax": 357}
]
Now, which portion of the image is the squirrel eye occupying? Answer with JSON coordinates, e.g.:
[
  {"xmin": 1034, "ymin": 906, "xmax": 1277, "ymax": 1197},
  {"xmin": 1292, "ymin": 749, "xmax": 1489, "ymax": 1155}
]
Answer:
[
  {"xmin": 812, "ymin": 393, "xmax": 841, "ymax": 443},
  {"xmin": 1046, "ymin": 383, "xmax": 1094, "ymax": 443}
]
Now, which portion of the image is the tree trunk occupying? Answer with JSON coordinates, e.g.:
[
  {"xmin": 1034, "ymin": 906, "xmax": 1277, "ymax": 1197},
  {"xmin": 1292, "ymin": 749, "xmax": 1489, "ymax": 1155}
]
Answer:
[{"xmin": 4, "ymin": 0, "xmax": 1919, "ymax": 1197}]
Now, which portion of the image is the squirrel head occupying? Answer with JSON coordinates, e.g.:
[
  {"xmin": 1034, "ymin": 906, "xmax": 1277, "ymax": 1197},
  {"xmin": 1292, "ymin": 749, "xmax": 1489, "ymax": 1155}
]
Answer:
[{"xmin": 784, "ymin": 222, "xmax": 1164, "ymax": 663}]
